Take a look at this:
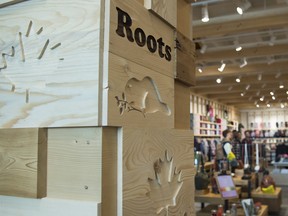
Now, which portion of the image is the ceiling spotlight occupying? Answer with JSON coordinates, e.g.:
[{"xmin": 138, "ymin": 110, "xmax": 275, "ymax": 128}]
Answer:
[
  {"xmin": 281, "ymin": 103, "xmax": 285, "ymax": 109},
  {"xmin": 267, "ymin": 104, "xmax": 271, "ymax": 108},
  {"xmin": 200, "ymin": 44, "xmax": 207, "ymax": 54},
  {"xmin": 236, "ymin": 77, "xmax": 241, "ymax": 83},
  {"xmin": 267, "ymin": 56, "xmax": 275, "ymax": 65},
  {"xmin": 279, "ymin": 84, "xmax": 284, "ymax": 89},
  {"xmin": 240, "ymin": 92, "xmax": 244, "ymax": 96},
  {"xmin": 201, "ymin": 4, "xmax": 209, "ymax": 23},
  {"xmin": 257, "ymin": 74, "xmax": 262, "ymax": 81},
  {"xmin": 275, "ymin": 72, "xmax": 281, "ymax": 78},
  {"xmin": 268, "ymin": 34, "xmax": 276, "ymax": 46},
  {"xmin": 270, "ymin": 91, "xmax": 274, "ymax": 96},
  {"xmin": 245, "ymin": 84, "xmax": 250, "ymax": 90},
  {"xmin": 240, "ymin": 57, "xmax": 247, "ymax": 68},
  {"xmin": 218, "ymin": 61, "xmax": 226, "ymax": 72},
  {"xmin": 216, "ymin": 78, "xmax": 222, "ymax": 84},
  {"xmin": 237, "ymin": 0, "xmax": 252, "ymax": 15},
  {"xmin": 228, "ymin": 86, "xmax": 233, "ymax": 91},
  {"xmin": 272, "ymin": 96, "xmax": 276, "ymax": 100},
  {"xmin": 260, "ymin": 96, "xmax": 264, "ymax": 101},
  {"xmin": 234, "ymin": 39, "xmax": 242, "ymax": 52},
  {"xmin": 197, "ymin": 65, "xmax": 203, "ymax": 73},
  {"xmin": 286, "ymin": 91, "xmax": 288, "ymax": 94},
  {"xmin": 256, "ymin": 104, "xmax": 259, "ymax": 108}
]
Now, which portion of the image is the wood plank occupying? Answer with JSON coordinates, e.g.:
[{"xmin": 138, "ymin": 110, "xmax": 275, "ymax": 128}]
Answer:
[
  {"xmin": 175, "ymin": 31, "xmax": 196, "ymax": 86},
  {"xmin": 0, "ymin": 196, "xmax": 100, "ymax": 216},
  {"xmin": 47, "ymin": 127, "xmax": 102, "ymax": 201},
  {"xmin": 0, "ymin": 0, "xmax": 102, "ymax": 128},
  {"xmin": 144, "ymin": 0, "xmax": 177, "ymax": 28},
  {"xmin": 108, "ymin": 0, "xmax": 174, "ymax": 78},
  {"xmin": 0, "ymin": 128, "xmax": 46, "ymax": 198},
  {"xmin": 174, "ymin": 81, "xmax": 190, "ymax": 129},
  {"xmin": 103, "ymin": 52, "xmax": 174, "ymax": 128},
  {"xmin": 122, "ymin": 127, "xmax": 195, "ymax": 215},
  {"xmin": 177, "ymin": 0, "xmax": 192, "ymax": 39},
  {"xmin": 101, "ymin": 127, "xmax": 118, "ymax": 216}
]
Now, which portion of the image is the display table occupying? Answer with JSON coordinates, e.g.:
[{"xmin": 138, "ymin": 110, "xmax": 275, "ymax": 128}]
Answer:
[
  {"xmin": 272, "ymin": 158, "xmax": 288, "ymax": 171},
  {"xmin": 195, "ymin": 187, "xmax": 241, "ymax": 207},
  {"xmin": 196, "ymin": 204, "xmax": 268, "ymax": 216},
  {"xmin": 251, "ymin": 187, "xmax": 282, "ymax": 213}
]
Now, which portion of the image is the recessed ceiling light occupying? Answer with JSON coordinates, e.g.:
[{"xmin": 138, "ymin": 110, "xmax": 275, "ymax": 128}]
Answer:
[
  {"xmin": 260, "ymin": 96, "xmax": 264, "ymax": 101},
  {"xmin": 216, "ymin": 78, "xmax": 222, "ymax": 84},
  {"xmin": 256, "ymin": 104, "xmax": 259, "ymax": 108},
  {"xmin": 267, "ymin": 104, "xmax": 271, "ymax": 107},
  {"xmin": 237, "ymin": 0, "xmax": 251, "ymax": 15},
  {"xmin": 236, "ymin": 78, "xmax": 241, "ymax": 83},
  {"xmin": 200, "ymin": 44, "xmax": 207, "ymax": 54},
  {"xmin": 197, "ymin": 66, "xmax": 203, "ymax": 73},
  {"xmin": 218, "ymin": 61, "xmax": 226, "ymax": 72},
  {"xmin": 240, "ymin": 57, "xmax": 247, "ymax": 68},
  {"xmin": 270, "ymin": 91, "xmax": 274, "ymax": 96},
  {"xmin": 281, "ymin": 103, "xmax": 285, "ymax": 109},
  {"xmin": 286, "ymin": 91, "xmax": 288, "ymax": 94},
  {"xmin": 279, "ymin": 84, "xmax": 284, "ymax": 89},
  {"xmin": 201, "ymin": 4, "xmax": 209, "ymax": 23},
  {"xmin": 272, "ymin": 96, "xmax": 276, "ymax": 100},
  {"xmin": 241, "ymin": 92, "xmax": 245, "ymax": 96}
]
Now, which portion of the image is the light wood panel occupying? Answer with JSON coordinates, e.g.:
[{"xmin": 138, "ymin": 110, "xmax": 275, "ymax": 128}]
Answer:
[
  {"xmin": 122, "ymin": 127, "xmax": 195, "ymax": 216},
  {"xmin": 175, "ymin": 81, "xmax": 191, "ymax": 129},
  {"xmin": 0, "ymin": 196, "xmax": 100, "ymax": 216},
  {"xmin": 103, "ymin": 52, "xmax": 174, "ymax": 128},
  {"xmin": 175, "ymin": 31, "xmax": 196, "ymax": 86},
  {"xmin": 108, "ymin": 0, "xmax": 174, "ymax": 78},
  {"xmin": 101, "ymin": 127, "xmax": 118, "ymax": 216},
  {"xmin": 0, "ymin": 128, "xmax": 46, "ymax": 198},
  {"xmin": 177, "ymin": 0, "xmax": 192, "ymax": 39},
  {"xmin": 47, "ymin": 127, "xmax": 102, "ymax": 201},
  {"xmin": 144, "ymin": 0, "xmax": 177, "ymax": 28},
  {"xmin": 0, "ymin": 0, "xmax": 101, "ymax": 128}
]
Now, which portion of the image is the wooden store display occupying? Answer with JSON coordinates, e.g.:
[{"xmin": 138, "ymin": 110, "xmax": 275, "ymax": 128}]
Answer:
[
  {"xmin": 0, "ymin": 0, "xmax": 196, "ymax": 216},
  {"xmin": 195, "ymin": 187, "xmax": 241, "ymax": 206},
  {"xmin": 251, "ymin": 187, "xmax": 282, "ymax": 213},
  {"xmin": 196, "ymin": 204, "xmax": 268, "ymax": 216}
]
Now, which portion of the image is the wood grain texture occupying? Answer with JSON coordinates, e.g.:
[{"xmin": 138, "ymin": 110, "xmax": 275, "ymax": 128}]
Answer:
[
  {"xmin": 174, "ymin": 81, "xmax": 190, "ymax": 129},
  {"xmin": 0, "ymin": 196, "xmax": 100, "ymax": 216},
  {"xmin": 0, "ymin": 128, "xmax": 45, "ymax": 198},
  {"xmin": 175, "ymin": 31, "xmax": 195, "ymax": 86},
  {"xmin": 177, "ymin": 0, "xmax": 192, "ymax": 39},
  {"xmin": 108, "ymin": 0, "xmax": 175, "ymax": 78},
  {"xmin": 103, "ymin": 52, "xmax": 174, "ymax": 128},
  {"xmin": 144, "ymin": 0, "xmax": 177, "ymax": 28},
  {"xmin": 47, "ymin": 127, "xmax": 102, "ymax": 201},
  {"xmin": 0, "ymin": 0, "xmax": 101, "ymax": 128},
  {"xmin": 101, "ymin": 127, "xmax": 118, "ymax": 216},
  {"xmin": 122, "ymin": 127, "xmax": 195, "ymax": 216}
]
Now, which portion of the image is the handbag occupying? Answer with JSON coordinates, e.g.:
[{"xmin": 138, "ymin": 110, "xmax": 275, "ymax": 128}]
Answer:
[{"xmin": 195, "ymin": 152, "xmax": 210, "ymax": 190}]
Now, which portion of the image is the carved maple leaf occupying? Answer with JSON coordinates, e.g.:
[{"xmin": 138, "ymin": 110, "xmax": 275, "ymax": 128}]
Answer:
[
  {"xmin": 147, "ymin": 150, "xmax": 183, "ymax": 215},
  {"xmin": 0, "ymin": 20, "xmax": 62, "ymax": 103}
]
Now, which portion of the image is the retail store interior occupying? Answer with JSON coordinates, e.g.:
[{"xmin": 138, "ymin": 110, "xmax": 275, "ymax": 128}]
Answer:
[
  {"xmin": 191, "ymin": 0, "xmax": 288, "ymax": 215},
  {"xmin": 1, "ymin": 0, "xmax": 288, "ymax": 215}
]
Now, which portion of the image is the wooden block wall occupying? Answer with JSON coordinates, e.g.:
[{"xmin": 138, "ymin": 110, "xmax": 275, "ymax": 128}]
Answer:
[
  {"xmin": 102, "ymin": 0, "xmax": 175, "ymax": 128},
  {"xmin": 144, "ymin": 0, "xmax": 177, "ymax": 28},
  {"xmin": 122, "ymin": 127, "xmax": 195, "ymax": 216},
  {"xmin": 0, "ymin": 128, "xmax": 47, "ymax": 198},
  {"xmin": 0, "ymin": 0, "xmax": 102, "ymax": 128}
]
